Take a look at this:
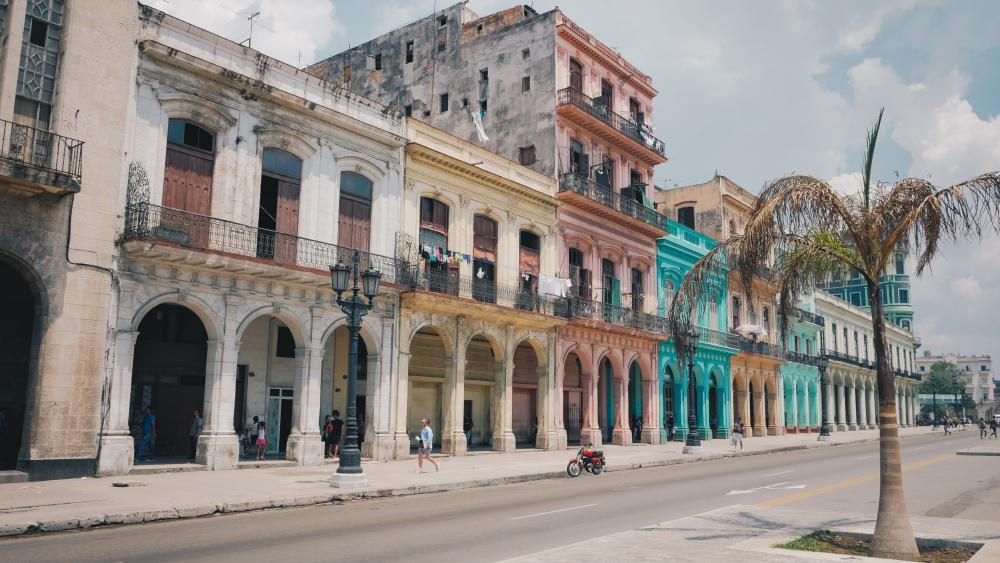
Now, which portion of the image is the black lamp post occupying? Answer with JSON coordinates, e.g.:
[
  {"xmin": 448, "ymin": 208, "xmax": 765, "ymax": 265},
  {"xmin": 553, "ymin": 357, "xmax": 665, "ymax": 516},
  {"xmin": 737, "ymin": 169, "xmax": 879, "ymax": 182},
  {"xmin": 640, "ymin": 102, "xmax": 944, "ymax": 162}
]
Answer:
[
  {"xmin": 329, "ymin": 250, "xmax": 381, "ymax": 481},
  {"xmin": 817, "ymin": 356, "xmax": 831, "ymax": 441},
  {"xmin": 683, "ymin": 327, "xmax": 702, "ymax": 451}
]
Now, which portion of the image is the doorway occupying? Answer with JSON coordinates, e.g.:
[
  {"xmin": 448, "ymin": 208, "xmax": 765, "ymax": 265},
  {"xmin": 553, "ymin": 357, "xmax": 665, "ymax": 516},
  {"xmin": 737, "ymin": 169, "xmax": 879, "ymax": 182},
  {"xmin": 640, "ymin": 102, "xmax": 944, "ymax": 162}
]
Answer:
[
  {"xmin": 0, "ymin": 260, "xmax": 35, "ymax": 469},
  {"xmin": 709, "ymin": 374, "xmax": 719, "ymax": 438},
  {"xmin": 266, "ymin": 387, "xmax": 293, "ymax": 455}
]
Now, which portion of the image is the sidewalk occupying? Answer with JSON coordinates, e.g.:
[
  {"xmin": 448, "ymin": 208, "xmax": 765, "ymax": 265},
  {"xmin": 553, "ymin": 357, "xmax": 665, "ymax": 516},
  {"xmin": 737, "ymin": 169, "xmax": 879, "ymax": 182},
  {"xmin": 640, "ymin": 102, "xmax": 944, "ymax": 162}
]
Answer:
[{"xmin": 0, "ymin": 427, "xmax": 934, "ymax": 538}]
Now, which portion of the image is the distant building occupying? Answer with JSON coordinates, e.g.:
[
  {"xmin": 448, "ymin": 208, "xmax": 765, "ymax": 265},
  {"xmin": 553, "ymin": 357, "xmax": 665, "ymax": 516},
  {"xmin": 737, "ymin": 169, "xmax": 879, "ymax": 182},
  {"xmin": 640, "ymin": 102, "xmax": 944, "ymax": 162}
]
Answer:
[{"xmin": 915, "ymin": 351, "xmax": 996, "ymax": 419}]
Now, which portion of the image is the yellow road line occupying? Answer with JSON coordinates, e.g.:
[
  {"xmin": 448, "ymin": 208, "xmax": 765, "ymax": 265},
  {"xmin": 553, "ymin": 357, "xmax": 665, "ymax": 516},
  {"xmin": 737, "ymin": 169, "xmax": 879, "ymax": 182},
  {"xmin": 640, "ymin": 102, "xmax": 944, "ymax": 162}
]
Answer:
[{"xmin": 760, "ymin": 453, "xmax": 955, "ymax": 507}]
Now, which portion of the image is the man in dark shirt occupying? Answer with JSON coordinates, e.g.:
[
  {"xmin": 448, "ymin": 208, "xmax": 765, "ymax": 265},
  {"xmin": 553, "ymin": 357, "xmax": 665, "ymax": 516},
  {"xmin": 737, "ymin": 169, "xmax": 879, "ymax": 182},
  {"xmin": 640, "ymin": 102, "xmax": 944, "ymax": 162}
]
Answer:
[{"xmin": 328, "ymin": 410, "xmax": 345, "ymax": 459}]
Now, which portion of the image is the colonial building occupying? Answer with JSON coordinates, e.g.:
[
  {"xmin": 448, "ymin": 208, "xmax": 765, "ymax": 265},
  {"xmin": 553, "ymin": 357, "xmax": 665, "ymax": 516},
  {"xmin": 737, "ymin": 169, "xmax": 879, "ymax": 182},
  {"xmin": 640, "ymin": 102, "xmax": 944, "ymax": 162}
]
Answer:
[
  {"xmin": 0, "ymin": 0, "xmax": 134, "ymax": 479},
  {"xmin": 821, "ymin": 247, "xmax": 914, "ymax": 331},
  {"xmin": 656, "ymin": 220, "xmax": 736, "ymax": 441},
  {"xmin": 916, "ymin": 351, "xmax": 995, "ymax": 419},
  {"xmin": 780, "ymin": 297, "xmax": 824, "ymax": 433},
  {"xmin": 657, "ymin": 175, "xmax": 788, "ymax": 437},
  {"xmin": 99, "ymin": 6, "xmax": 408, "ymax": 475},
  {"xmin": 306, "ymin": 4, "xmax": 670, "ymax": 449},
  {"xmin": 815, "ymin": 291, "xmax": 920, "ymax": 431},
  {"xmin": 395, "ymin": 119, "xmax": 563, "ymax": 457}
]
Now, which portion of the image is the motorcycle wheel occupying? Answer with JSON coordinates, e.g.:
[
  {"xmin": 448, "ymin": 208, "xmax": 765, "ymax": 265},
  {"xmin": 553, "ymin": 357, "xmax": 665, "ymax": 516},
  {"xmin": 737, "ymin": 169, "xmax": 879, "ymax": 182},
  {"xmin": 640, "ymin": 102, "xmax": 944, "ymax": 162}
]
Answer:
[
  {"xmin": 567, "ymin": 461, "xmax": 582, "ymax": 477},
  {"xmin": 592, "ymin": 463, "xmax": 603, "ymax": 475}
]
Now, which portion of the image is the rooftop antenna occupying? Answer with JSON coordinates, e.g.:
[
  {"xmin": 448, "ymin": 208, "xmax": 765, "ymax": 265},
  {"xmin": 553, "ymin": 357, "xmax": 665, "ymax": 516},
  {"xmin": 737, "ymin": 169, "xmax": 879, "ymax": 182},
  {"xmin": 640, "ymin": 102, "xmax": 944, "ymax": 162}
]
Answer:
[{"xmin": 239, "ymin": 11, "xmax": 261, "ymax": 49}]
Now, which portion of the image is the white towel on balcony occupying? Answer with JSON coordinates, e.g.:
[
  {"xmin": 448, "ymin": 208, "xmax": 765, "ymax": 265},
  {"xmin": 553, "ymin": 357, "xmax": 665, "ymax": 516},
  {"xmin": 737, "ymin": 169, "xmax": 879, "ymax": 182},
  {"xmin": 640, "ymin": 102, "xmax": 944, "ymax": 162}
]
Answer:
[{"xmin": 539, "ymin": 275, "xmax": 572, "ymax": 297}]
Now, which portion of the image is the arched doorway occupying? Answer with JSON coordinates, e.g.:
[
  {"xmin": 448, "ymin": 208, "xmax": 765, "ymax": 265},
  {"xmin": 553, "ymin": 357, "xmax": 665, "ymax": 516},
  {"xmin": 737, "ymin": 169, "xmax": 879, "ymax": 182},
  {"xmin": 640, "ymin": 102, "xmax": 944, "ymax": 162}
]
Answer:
[
  {"xmin": 238, "ymin": 315, "xmax": 301, "ymax": 458},
  {"xmin": 407, "ymin": 327, "xmax": 446, "ymax": 450},
  {"xmin": 563, "ymin": 352, "xmax": 584, "ymax": 446},
  {"xmin": 627, "ymin": 361, "xmax": 642, "ymax": 443},
  {"xmin": 597, "ymin": 357, "xmax": 614, "ymax": 443},
  {"xmin": 708, "ymin": 374, "xmax": 719, "ymax": 438},
  {"xmin": 513, "ymin": 342, "xmax": 541, "ymax": 448},
  {"xmin": 465, "ymin": 335, "xmax": 498, "ymax": 450},
  {"xmin": 663, "ymin": 366, "xmax": 675, "ymax": 441},
  {"xmin": 131, "ymin": 304, "xmax": 208, "ymax": 460},
  {"xmin": 321, "ymin": 326, "xmax": 370, "ymax": 454},
  {"xmin": 0, "ymin": 260, "xmax": 36, "ymax": 469}
]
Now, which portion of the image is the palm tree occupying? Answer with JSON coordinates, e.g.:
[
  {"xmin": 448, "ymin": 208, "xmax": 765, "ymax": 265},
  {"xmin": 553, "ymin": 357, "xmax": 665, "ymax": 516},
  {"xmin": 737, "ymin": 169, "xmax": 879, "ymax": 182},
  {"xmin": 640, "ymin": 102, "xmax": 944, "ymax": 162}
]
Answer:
[{"xmin": 668, "ymin": 109, "xmax": 1000, "ymax": 560}]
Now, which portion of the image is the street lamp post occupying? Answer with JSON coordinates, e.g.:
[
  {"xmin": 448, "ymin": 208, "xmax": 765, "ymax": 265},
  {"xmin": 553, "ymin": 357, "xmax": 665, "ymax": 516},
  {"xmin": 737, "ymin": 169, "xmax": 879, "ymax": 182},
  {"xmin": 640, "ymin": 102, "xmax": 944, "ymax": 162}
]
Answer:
[
  {"xmin": 328, "ymin": 250, "xmax": 381, "ymax": 488},
  {"xmin": 817, "ymin": 356, "xmax": 831, "ymax": 441},
  {"xmin": 682, "ymin": 327, "xmax": 702, "ymax": 454}
]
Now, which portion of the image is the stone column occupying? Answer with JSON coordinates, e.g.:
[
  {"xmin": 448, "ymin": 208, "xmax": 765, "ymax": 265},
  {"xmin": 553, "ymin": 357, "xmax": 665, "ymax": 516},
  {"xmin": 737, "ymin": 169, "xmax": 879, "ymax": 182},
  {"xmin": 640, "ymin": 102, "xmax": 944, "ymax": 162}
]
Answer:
[
  {"xmin": 363, "ymin": 313, "xmax": 396, "ymax": 461},
  {"xmin": 754, "ymin": 380, "xmax": 767, "ymax": 437},
  {"xmin": 836, "ymin": 384, "xmax": 846, "ymax": 431},
  {"xmin": 612, "ymin": 374, "xmax": 631, "ymax": 445},
  {"xmin": 392, "ymin": 349, "xmax": 412, "ymax": 460},
  {"xmin": 802, "ymin": 383, "xmax": 811, "ymax": 430},
  {"xmin": 442, "ymin": 353, "xmax": 467, "ymax": 456},
  {"xmin": 641, "ymin": 361, "xmax": 660, "ymax": 444},
  {"xmin": 909, "ymin": 394, "xmax": 917, "ymax": 426},
  {"xmin": 847, "ymin": 384, "xmax": 858, "ymax": 431},
  {"xmin": 869, "ymin": 386, "xmax": 878, "ymax": 429},
  {"xmin": 900, "ymin": 389, "xmax": 909, "ymax": 427},
  {"xmin": 285, "ymin": 346, "xmax": 323, "ymax": 465},
  {"xmin": 98, "ymin": 330, "xmax": 140, "ymax": 476},
  {"xmin": 580, "ymin": 368, "xmax": 602, "ymax": 447},
  {"xmin": 491, "ymin": 359, "xmax": 516, "ymax": 451},
  {"xmin": 197, "ymin": 334, "xmax": 240, "ymax": 470},
  {"xmin": 549, "ymin": 338, "xmax": 568, "ymax": 450},
  {"xmin": 536, "ymin": 365, "xmax": 559, "ymax": 450},
  {"xmin": 857, "ymin": 387, "xmax": 868, "ymax": 429}
]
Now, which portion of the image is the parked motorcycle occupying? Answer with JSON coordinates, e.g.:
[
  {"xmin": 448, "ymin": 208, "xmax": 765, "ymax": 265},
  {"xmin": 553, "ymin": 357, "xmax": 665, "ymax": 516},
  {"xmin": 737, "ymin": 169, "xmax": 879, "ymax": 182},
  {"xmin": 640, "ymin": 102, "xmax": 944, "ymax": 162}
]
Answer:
[{"xmin": 567, "ymin": 446, "xmax": 605, "ymax": 477}]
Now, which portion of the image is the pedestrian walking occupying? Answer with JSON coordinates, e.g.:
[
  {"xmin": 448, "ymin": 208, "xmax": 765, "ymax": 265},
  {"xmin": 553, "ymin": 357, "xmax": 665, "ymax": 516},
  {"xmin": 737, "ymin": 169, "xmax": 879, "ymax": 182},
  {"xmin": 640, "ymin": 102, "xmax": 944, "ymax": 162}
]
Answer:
[
  {"xmin": 960, "ymin": 418, "xmax": 967, "ymax": 431},
  {"xmin": 666, "ymin": 414, "xmax": 675, "ymax": 442},
  {"xmin": 979, "ymin": 419, "xmax": 987, "ymax": 439},
  {"xmin": 731, "ymin": 418, "xmax": 745, "ymax": 452},
  {"xmin": 943, "ymin": 418, "xmax": 952, "ymax": 435},
  {"xmin": 135, "ymin": 407, "xmax": 156, "ymax": 461},
  {"xmin": 188, "ymin": 409, "xmax": 203, "ymax": 460},
  {"xmin": 633, "ymin": 416, "xmax": 643, "ymax": 442},
  {"xmin": 326, "ymin": 411, "xmax": 344, "ymax": 459},
  {"xmin": 989, "ymin": 419, "xmax": 998, "ymax": 439},
  {"xmin": 247, "ymin": 415, "xmax": 260, "ymax": 458},
  {"xmin": 255, "ymin": 420, "xmax": 267, "ymax": 460},
  {"xmin": 463, "ymin": 416, "xmax": 474, "ymax": 449},
  {"xmin": 415, "ymin": 418, "xmax": 438, "ymax": 473}
]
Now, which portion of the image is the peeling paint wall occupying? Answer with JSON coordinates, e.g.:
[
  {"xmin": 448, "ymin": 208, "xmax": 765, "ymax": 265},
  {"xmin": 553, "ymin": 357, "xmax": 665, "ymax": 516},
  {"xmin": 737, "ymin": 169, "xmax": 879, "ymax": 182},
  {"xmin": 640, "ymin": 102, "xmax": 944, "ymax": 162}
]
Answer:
[{"xmin": 307, "ymin": 5, "xmax": 559, "ymax": 177}]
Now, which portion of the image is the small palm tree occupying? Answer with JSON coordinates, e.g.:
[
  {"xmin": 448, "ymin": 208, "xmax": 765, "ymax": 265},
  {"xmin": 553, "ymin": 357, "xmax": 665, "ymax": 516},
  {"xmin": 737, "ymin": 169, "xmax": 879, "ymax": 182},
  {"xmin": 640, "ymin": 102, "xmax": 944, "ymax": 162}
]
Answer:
[{"xmin": 668, "ymin": 109, "xmax": 1000, "ymax": 560}]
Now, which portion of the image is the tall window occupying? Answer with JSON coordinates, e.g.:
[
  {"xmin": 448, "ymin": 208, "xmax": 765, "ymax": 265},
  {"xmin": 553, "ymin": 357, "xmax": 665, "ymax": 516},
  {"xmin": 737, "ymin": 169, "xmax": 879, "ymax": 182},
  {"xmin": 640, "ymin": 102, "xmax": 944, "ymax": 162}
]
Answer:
[
  {"xmin": 420, "ymin": 197, "xmax": 454, "ymax": 293},
  {"xmin": 519, "ymin": 231, "xmax": 541, "ymax": 309},
  {"xmin": 663, "ymin": 279, "xmax": 675, "ymax": 309},
  {"xmin": 14, "ymin": 1, "xmax": 64, "ymax": 131},
  {"xmin": 831, "ymin": 323, "xmax": 838, "ymax": 352},
  {"xmin": 629, "ymin": 97, "xmax": 643, "ymax": 127},
  {"xmin": 762, "ymin": 307, "xmax": 771, "ymax": 336},
  {"xmin": 599, "ymin": 79, "xmax": 613, "ymax": 110},
  {"xmin": 405, "ymin": 40, "xmax": 414, "ymax": 64},
  {"xmin": 569, "ymin": 58, "xmax": 583, "ymax": 91},
  {"xmin": 630, "ymin": 268, "xmax": 643, "ymax": 311},
  {"xmin": 863, "ymin": 334, "xmax": 869, "ymax": 362},
  {"xmin": 569, "ymin": 139, "xmax": 588, "ymax": 177},
  {"xmin": 731, "ymin": 296, "xmax": 741, "ymax": 329},
  {"xmin": 472, "ymin": 215, "xmax": 498, "ymax": 302},
  {"xmin": 568, "ymin": 248, "xmax": 591, "ymax": 299},
  {"xmin": 602, "ymin": 259, "xmax": 616, "ymax": 306},
  {"xmin": 794, "ymin": 335, "xmax": 800, "ymax": 353},
  {"xmin": 677, "ymin": 206, "xmax": 695, "ymax": 229},
  {"xmin": 338, "ymin": 171, "xmax": 373, "ymax": 252},
  {"xmin": 258, "ymin": 148, "xmax": 303, "ymax": 264},
  {"xmin": 163, "ymin": 120, "xmax": 216, "ymax": 248},
  {"xmin": 895, "ymin": 254, "xmax": 905, "ymax": 275}
]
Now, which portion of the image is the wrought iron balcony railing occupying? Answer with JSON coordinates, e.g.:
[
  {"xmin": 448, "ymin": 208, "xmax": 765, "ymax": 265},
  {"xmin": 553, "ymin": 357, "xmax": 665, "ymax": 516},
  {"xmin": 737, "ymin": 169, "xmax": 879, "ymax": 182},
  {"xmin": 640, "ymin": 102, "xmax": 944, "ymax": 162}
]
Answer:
[
  {"xmin": 557, "ymin": 88, "xmax": 666, "ymax": 157},
  {"xmin": 123, "ymin": 202, "xmax": 415, "ymax": 285},
  {"xmin": 0, "ymin": 118, "xmax": 84, "ymax": 179},
  {"xmin": 694, "ymin": 326, "xmax": 740, "ymax": 349},
  {"xmin": 562, "ymin": 296, "xmax": 669, "ymax": 333},
  {"xmin": 791, "ymin": 306, "xmax": 825, "ymax": 326},
  {"xmin": 413, "ymin": 266, "xmax": 564, "ymax": 316},
  {"xmin": 559, "ymin": 173, "xmax": 669, "ymax": 232}
]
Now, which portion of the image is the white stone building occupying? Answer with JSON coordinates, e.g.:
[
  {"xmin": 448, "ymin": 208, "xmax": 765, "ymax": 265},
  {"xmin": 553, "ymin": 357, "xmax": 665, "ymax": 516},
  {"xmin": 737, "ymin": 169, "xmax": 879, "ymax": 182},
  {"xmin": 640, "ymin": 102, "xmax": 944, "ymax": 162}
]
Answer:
[
  {"xmin": 815, "ymin": 291, "xmax": 920, "ymax": 430},
  {"xmin": 98, "ymin": 5, "xmax": 407, "ymax": 475},
  {"xmin": 915, "ymin": 351, "xmax": 995, "ymax": 418}
]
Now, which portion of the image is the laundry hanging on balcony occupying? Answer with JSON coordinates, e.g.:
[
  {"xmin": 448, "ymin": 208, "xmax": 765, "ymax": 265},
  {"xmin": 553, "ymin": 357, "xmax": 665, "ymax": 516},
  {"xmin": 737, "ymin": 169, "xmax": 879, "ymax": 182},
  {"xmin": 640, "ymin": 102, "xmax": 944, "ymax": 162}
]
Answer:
[
  {"xmin": 419, "ymin": 244, "xmax": 472, "ymax": 265},
  {"xmin": 538, "ymin": 274, "xmax": 572, "ymax": 297}
]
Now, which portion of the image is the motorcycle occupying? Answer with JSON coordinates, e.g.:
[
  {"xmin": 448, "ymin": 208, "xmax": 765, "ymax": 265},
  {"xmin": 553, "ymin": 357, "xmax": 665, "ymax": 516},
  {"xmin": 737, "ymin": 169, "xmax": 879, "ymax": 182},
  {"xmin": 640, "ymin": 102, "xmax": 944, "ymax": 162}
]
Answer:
[{"xmin": 567, "ymin": 446, "xmax": 605, "ymax": 477}]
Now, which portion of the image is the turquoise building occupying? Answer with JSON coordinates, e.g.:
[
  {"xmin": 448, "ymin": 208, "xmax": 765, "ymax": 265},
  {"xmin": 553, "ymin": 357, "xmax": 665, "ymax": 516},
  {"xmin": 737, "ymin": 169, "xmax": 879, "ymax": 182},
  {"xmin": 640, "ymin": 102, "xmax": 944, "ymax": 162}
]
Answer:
[
  {"xmin": 779, "ymin": 299, "xmax": 824, "ymax": 432},
  {"xmin": 820, "ymin": 249, "xmax": 913, "ymax": 331},
  {"xmin": 656, "ymin": 220, "xmax": 737, "ymax": 441}
]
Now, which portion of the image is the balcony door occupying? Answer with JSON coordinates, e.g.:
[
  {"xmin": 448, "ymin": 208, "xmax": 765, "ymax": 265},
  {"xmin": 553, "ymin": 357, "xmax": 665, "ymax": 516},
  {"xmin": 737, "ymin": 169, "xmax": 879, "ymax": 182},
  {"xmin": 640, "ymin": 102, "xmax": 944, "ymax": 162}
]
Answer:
[
  {"xmin": 472, "ymin": 215, "xmax": 498, "ymax": 303},
  {"xmin": 257, "ymin": 148, "xmax": 302, "ymax": 265},
  {"xmin": 163, "ymin": 119, "xmax": 215, "ymax": 248},
  {"xmin": 337, "ymin": 172, "xmax": 373, "ymax": 264},
  {"xmin": 569, "ymin": 58, "xmax": 583, "ymax": 91}
]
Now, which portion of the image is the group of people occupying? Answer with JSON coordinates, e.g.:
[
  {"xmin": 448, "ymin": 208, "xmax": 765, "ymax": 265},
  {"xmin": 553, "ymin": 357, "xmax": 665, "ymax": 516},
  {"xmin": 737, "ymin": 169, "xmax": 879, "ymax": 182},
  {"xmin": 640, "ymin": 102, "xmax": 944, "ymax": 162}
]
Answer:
[
  {"xmin": 132, "ymin": 407, "xmax": 204, "ymax": 462},
  {"xmin": 940, "ymin": 416, "xmax": 969, "ymax": 435},
  {"xmin": 977, "ymin": 418, "xmax": 999, "ymax": 439},
  {"xmin": 629, "ymin": 416, "xmax": 644, "ymax": 442}
]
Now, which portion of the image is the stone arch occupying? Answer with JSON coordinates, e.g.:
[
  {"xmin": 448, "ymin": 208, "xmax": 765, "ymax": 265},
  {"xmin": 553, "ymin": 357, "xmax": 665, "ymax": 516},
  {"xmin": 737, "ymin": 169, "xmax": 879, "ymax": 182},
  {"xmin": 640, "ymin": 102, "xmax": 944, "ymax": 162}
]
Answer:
[
  {"xmin": 463, "ymin": 328, "xmax": 505, "ymax": 362},
  {"xmin": 407, "ymin": 320, "xmax": 455, "ymax": 359},
  {"xmin": 561, "ymin": 342, "xmax": 592, "ymax": 372},
  {"xmin": 158, "ymin": 92, "xmax": 237, "ymax": 134},
  {"xmin": 320, "ymin": 314, "xmax": 381, "ymax": 355},
  {"xmin": 514, "ymin": 336, "xmax": 548, "ymax": 368},
  {"xmin": 130, "ymin": 291, "xmax": 222, "ymax": 341},
  {"xmin": 255, "ymin": 127, "xmax": 319, "ymax": 161},
  {"xmin": 235, "ymin": 304, "xmax": 309, "ymax": 347},
  {"xmin": 336, "ymin": 154, "xmax": 387, "ymax": 184}
]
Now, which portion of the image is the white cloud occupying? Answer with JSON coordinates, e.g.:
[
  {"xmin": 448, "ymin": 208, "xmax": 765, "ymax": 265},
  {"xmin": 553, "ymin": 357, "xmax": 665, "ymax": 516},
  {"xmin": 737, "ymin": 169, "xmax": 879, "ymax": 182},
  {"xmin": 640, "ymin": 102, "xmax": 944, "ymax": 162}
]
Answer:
[
  {"xmin": 828, "ymin": 172, "xmax": 863, "ymax": 197},
  {"xmin": 950, "ymin": 276, "xmax": 982, "ymax": 299},
  {"xmin": 147, "ymin": 0, "xmax": 342, "ymax": 66}
]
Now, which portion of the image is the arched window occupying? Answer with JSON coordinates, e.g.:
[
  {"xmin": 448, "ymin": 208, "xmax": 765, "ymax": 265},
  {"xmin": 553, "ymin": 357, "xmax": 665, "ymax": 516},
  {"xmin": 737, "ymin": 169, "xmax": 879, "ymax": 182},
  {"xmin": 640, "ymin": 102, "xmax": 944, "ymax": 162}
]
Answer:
[
  {"xmin": 419, "ymin": 197, "xmax": 455, "ymax": 293},
  {"xmin": 569, "ymin": 58, "xmax": 583, "ymax": 91},
  {"xmin": 257, "ymin": 148, "xmax": 302, "ymax": 263},
  {"xmin": 472, "ymin": 215, "xmax": 498, "ymax": 302},
  {"xmin": 164, "ymin": 119, "xmax": 215, "ymax": 246},
  {"xmin": 338, "ymin": 171, "xmax": 373, "ymax": 252}
]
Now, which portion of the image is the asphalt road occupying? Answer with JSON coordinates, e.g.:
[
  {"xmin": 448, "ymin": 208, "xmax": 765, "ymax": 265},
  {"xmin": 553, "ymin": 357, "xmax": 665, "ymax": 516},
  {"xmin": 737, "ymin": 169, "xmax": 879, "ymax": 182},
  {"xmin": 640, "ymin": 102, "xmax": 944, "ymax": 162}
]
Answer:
[{"xmin": 1, "ymin": 431, "xmax": 992, "ymax": 563}]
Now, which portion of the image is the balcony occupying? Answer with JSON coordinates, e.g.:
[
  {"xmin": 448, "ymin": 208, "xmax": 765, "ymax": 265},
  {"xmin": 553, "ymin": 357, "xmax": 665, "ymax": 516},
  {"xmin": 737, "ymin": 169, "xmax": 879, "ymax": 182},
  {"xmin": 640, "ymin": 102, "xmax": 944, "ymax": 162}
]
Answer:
[
  {"xmin": 558, "ymin": 173, "xmax": 669, "ymax": 237},
  {"xmin": 790, "ymin": 307, "xmax": 825, "ymax": 327},
  {"xmin": 413, "ymin": 266, "xmax": 563, "ymax": 317},
  {"xmin": 123, "ymin": 202, "xmax": 413, "ymax": 286},
  {"xmin": 562, "ymin": 296, "xmax": 669, "ymax": 334},
  {"xmin": 824, "ymin": 350, "xmax": 871, "ymax": 369},
  {"xmin": 0, "ymin": 118, "xmax": 83, "ymax": 194},
  {"xmin": 556, "ymin": 88, "xmax": 666, "ymax": 164}
]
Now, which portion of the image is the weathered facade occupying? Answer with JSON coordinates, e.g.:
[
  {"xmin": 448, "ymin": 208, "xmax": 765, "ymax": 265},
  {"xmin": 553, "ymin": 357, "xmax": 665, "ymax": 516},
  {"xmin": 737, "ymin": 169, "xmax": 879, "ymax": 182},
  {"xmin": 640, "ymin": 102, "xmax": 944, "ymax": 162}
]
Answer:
[
  {"xmin": 0, "ymin": 0, "xmax": 135, "ymax": 479},
  {"xmin": 397, "ymin": 119, "xmax": 563, "ymax": 457},
  {"xmin": 98, "ymin": 6, "xmax": 408, "ymax": 476}
]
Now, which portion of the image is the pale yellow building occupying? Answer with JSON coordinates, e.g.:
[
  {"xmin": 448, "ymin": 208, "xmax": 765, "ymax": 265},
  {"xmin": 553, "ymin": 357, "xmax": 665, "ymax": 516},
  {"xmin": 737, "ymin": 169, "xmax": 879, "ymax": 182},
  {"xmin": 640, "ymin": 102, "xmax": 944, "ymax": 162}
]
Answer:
[{"xmin": 395, "ymin": 119, "xmax": 565, "ymax": 457}]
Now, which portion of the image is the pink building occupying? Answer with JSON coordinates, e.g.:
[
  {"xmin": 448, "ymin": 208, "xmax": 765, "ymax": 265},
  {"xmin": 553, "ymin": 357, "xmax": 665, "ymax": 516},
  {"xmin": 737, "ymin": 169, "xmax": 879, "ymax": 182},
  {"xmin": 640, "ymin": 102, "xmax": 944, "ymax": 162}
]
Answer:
[{"xmin": 553, "ymin": 13, "xmax": 670, "ymax": 448}]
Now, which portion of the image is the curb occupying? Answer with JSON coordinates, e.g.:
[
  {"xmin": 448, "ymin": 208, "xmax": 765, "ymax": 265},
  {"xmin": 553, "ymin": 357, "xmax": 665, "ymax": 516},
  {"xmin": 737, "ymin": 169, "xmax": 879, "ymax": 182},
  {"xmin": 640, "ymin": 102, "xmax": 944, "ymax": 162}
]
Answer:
[{"xmin": 0, "ymin": 432, "xmax": 926, "ymax": 539}]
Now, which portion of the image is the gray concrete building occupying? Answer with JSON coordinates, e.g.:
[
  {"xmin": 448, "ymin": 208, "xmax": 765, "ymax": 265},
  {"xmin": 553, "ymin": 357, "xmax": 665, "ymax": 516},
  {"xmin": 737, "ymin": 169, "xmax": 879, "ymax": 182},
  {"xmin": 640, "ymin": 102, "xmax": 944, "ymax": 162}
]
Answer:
[{"xmin": 0, "ymin": 0, "xmax": 136, "ymax": 479}]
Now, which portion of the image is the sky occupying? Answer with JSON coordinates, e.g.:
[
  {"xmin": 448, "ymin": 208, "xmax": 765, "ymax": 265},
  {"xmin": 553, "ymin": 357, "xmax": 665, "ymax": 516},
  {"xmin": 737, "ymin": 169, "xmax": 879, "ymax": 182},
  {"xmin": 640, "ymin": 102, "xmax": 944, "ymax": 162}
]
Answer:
[{"xmin": 147, "ymin": 0, "xmax": 1000, "ymax": 366}]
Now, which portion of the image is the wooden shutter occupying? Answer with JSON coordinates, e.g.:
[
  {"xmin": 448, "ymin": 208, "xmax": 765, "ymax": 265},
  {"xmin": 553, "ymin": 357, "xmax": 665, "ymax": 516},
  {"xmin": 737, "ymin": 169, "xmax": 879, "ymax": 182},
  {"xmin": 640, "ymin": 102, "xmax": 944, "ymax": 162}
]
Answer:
[
  {"xmin": 473, "ymin": 215, "xmax": 497, "ymax": 262},
  {"xmin": 338, "ymin": 195, "xmax": 371, "ymax": 253},
  {"xmin": 163, "ymin": 145, "xmax": 214, "ymax": 248},
  {"xmin": 274, "ymin": 179, "xmax": 300, "ymax": 264}
]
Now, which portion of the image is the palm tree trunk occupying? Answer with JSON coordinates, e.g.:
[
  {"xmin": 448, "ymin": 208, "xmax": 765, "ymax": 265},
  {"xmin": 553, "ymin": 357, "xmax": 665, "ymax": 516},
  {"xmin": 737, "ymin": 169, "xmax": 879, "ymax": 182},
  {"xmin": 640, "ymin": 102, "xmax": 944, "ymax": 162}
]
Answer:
[{"xmin": 867, "ymin": 280, "xmax": 920, "ymax": 560}]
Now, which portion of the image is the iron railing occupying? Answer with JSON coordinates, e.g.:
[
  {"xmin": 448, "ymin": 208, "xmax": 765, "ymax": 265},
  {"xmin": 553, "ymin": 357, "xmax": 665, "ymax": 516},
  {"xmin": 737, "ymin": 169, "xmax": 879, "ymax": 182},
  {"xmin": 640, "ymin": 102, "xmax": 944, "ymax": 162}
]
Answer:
[
  {"xmin": 791, "ymin": 307, "xmax": 825, "ymax": 326},
  {"xmin": 0, "ymin": 118, "xmax": 84, "ymax": 179},
  {"xmin": 559, "ymin": 173, "xmax": 669, "ymax": 232},
  {"xmin": 695, "ymin": 326, "xmax": 740, "ymax": 349},
  {"xmin": 562, "ymin": 296, "xmax": 669, "ymax": 333},
  {"xmin": 413, "ymin": 266, "xmax": 564, "ymax": 315},
  {"xmin": 824, "ymin": 349, "xmax": 870, "ymax": 369},
  {"xmin": 124, "ymin": 202, "xmax": 415, "ymax": 284},
  {"xmin": 557, "ymin": 88, "xmax": 666, "ymax": 157}
]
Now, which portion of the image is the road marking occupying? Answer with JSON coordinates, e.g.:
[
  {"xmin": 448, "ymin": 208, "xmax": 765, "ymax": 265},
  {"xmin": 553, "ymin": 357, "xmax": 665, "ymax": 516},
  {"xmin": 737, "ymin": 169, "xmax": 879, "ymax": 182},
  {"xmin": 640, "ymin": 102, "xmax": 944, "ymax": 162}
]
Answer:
[
  {"xmin": 855, "ymin": 455, "xmax": 876, "ymax": 460},
  {"xmin": 762, "ymin": 470, "xmax": 794, "ymax": 477},
  {"xmin": 761, "ymin": 453, "xmax": 954, "ymax": 507},
  {"xmin": 509, "ymin": 503, "xmax": 599, "ymax": 520},
  {"xmin": 727, "ymin": 482, "xmax": 808, "ymax": 495}
]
